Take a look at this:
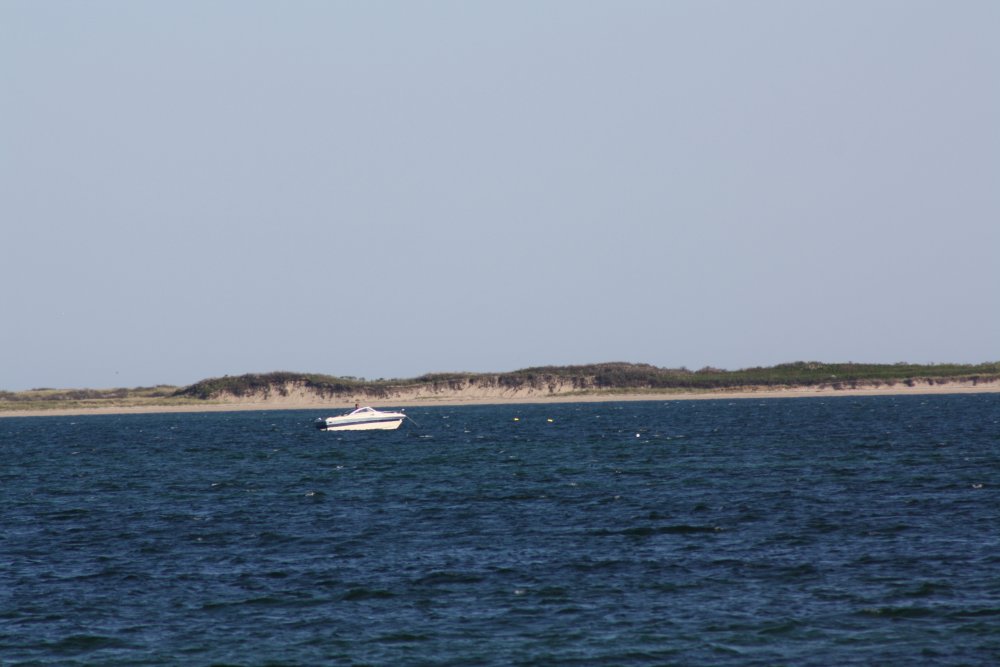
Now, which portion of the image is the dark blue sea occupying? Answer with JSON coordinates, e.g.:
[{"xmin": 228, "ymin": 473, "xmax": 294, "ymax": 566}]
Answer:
[{"xmin": 2, "ymin": 395, "xmax": 999, "ymax": 665}]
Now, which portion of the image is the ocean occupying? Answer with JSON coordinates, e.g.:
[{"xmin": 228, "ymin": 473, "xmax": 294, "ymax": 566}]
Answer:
[{"xmin": 2, "ymin": 395, "xmax": 999, "ymax": 665}]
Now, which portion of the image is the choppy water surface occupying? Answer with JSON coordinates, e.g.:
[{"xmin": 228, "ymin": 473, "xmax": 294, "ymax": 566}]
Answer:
[{"xmin": 2, "ymin": 395, "xmax": 999, "ymax": 665}]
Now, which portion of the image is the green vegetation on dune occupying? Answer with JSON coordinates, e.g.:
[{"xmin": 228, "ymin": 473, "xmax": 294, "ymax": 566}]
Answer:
[
  {"xmin": 553, "ymin": 361, "xmax": 1000, "ymax": 391},
  {"xmin": 0, "ymin": 385, "xmax": 201, "ymax": 412},
  {"xmin": 0, "ymin": 385, "xmax": 177, "ymax": 402},
  {"xmin": 3, "ymin": 362, "xmax": 999, "ymax": 412},
  {"xmin": 175, "ymin": 372, "xmax": 369, "ymax": 400},
  {"xmin": 173, "ymin": 361, "xmax": 1000, "ymax": 400}
]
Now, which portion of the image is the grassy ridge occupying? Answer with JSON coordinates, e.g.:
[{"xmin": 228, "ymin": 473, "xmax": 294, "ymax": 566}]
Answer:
[
  {"xmin": 173, "ymin": 372, "xmax": 367, "ymax": 400},
  {"xmin": 0, "ymin": 385, "xmax": 201, "ymax": 412},
  {"xmin": 4, "ymin": 362, "xmax": 999, "ymax": 412},
  {"xmin": 175, "ymin": 361, "xmax": 1000, "ymax": 399}
]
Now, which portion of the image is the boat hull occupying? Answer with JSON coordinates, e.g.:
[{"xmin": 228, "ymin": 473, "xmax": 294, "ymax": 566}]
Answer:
[{"xmin": 318, "ymin": 417, "xmax": 404, "ymax": 431}]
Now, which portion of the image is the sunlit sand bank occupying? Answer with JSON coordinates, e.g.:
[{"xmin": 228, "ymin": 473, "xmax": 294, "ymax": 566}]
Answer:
[{"xmin": 3, "ymin": 380, "xmax": 998, "ymax": 418}]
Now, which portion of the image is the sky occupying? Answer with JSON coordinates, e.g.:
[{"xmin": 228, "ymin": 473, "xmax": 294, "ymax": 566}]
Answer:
[{"xmin": 2, "ymin": 1, "xmax": 998, "ymax": 390}]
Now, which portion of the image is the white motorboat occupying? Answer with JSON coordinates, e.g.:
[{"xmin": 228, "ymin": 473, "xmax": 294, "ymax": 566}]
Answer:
[{"xmin": 314, "ymin": 406, "xmax": 407, "ymax": 431}]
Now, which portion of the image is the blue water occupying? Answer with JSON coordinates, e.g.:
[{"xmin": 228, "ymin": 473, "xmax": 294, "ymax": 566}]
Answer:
[{"xmin": 2, "ymin": 395, "xmax": 999, "ymax": 665}]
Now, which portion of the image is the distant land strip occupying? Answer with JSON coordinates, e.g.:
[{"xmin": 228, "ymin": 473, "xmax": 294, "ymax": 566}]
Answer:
[{"xmin": 3, "ymin": 362, "xmax": 1000, "ymax": 417}]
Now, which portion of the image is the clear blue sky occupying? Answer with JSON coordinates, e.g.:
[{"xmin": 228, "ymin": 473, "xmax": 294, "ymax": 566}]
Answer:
[{"xmin": 2, "ymin": 1, "xmax": 998, "ymax": 390}]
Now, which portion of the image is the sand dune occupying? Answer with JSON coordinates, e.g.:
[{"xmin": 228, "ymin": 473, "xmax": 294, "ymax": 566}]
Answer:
[{"xmin": 3, "ymin": 378, "xmax": 998, "ymax": 418}]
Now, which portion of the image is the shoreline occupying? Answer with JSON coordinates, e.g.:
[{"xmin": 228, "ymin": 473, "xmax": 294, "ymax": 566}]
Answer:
[{"xmin": 3, "ymin": 381, "xmax": 999, "ymax": 418}]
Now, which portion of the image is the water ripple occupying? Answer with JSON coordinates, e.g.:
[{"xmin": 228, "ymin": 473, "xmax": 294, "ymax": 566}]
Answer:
[{"xmin": 2, "ymin": 396, "xmax": 999, "ymax": 664}]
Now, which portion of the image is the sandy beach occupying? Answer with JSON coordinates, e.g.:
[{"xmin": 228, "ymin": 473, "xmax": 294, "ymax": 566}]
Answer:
[{"xmin": 3, "ymin": 379, "xmax": 998, "ymax": 418}]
